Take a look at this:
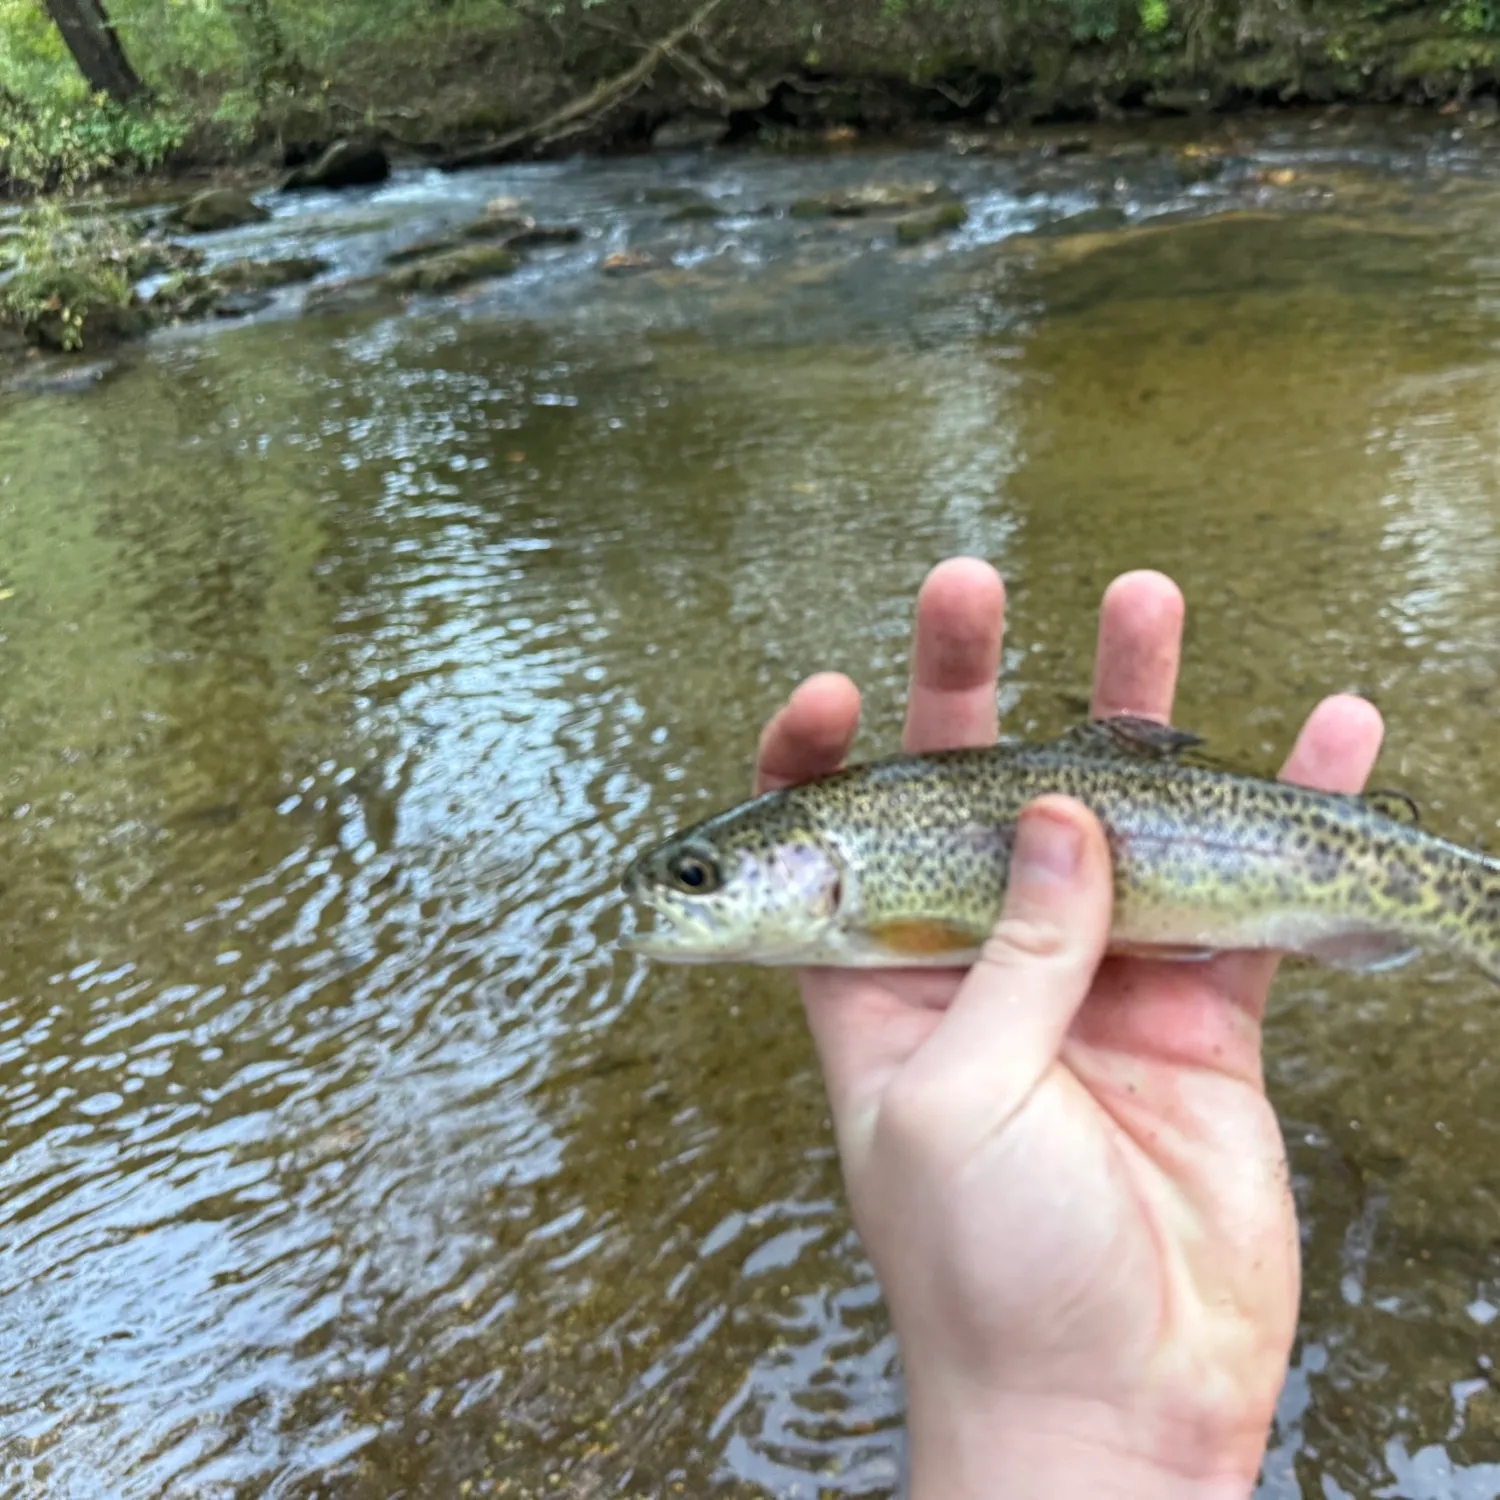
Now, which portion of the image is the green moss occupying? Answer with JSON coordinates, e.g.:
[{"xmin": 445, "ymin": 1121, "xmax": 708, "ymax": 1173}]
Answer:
[
  {"xmin": 385, "ymin": 233, "xmax": 466, "ymax": 266},
  {"xmin": 894, "ymin": 201, "xmax": 969, "ymax": 243},
  {"xmin": 166, "ymin": 189, "xmax": 270, "ymax": 233},
  {"xmin": 214, "ymin": 255, "xmax": 330, "ymax": 289},
  {"xmin": 385, "ymin": 245, "xmax": 520, "ymax": 293},
  {"xmin": 1395, "ymin": 33, "xmax": 1500, "ymax": 71}
]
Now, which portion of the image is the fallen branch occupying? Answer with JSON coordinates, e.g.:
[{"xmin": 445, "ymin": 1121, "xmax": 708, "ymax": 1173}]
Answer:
[
  {"xmin": 663, "ymin": 39, "xmax": 730, "ymax": 101},
  {"xmin": 923, "ymin": 77, "xmax": 985, "ymax": 109},
  {"xmin": 442, "ymin": 0, "xmax": 730, "ymax": 169}
]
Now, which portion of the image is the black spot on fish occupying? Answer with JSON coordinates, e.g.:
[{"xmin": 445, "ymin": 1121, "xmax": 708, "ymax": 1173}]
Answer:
[{"xmin": 1382, "ymin": 865, "xmax": 1422, "ymax": 907}]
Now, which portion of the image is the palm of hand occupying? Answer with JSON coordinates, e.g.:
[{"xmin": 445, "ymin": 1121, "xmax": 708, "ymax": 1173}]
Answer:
[
  {"xmin": 751, "ymin": 561, "xmax": 1383, "ymax": 1468},
  {"xmin": 802, "ymin": 955, "xmax": 1294, "ymax": 1408}
]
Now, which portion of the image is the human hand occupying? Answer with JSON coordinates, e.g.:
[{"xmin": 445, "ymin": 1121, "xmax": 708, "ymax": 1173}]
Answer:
[{"xmin": 752, "ymin": 559, "xmax": 1384, "ymax": 1499}]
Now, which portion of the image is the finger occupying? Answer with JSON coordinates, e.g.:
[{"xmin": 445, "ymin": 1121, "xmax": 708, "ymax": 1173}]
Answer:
[
  {"xmin": 1090, "ymin": 570, "xmax": 1186, "ymax": 724},
  {"xmin": 902, "ymin": 557, "xmax": 1006, "ymax": 754},
  {"xmin": 890, "ymin": 796, "xmax": 1113, "ymax": 1145},
  {"xmin": 754, "ymin": 671, "xmax": 862, "ymax": 795},
  {"xmin": 1212, "ymin": 693, "xmax": 1386, "ymax": 1014}
]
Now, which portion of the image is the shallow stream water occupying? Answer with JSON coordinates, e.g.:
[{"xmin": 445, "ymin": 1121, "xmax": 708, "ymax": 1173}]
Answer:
[{"xmin": 3, "ymin": 108, "xmax": 1500, "ymax": 1497}]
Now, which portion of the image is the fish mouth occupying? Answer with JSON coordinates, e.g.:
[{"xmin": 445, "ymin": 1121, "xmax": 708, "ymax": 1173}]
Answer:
[{"xmin": 619, "ymin": 887, "xmax": 752, "ymax": 964}]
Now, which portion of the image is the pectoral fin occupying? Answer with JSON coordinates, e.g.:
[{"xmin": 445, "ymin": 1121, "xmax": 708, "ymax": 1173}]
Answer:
[{"xmin": 867, "ymin": 918, "xmax": 985, "ymax": 958}]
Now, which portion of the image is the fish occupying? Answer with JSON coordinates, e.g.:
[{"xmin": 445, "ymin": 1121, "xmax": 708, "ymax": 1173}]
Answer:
[{"xmin": 619, "ymin": 713, "xmax": 1500, "ymax": 982}]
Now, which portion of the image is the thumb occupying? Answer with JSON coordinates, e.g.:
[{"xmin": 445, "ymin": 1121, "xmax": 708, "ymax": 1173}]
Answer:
[{"xmin": 904, "ymin": 795, "xmax": 1114, "ymax": 1140}]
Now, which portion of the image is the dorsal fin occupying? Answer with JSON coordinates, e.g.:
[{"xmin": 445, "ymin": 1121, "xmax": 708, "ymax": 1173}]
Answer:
[
  {"xmin": 1053, "ymin": 714, "xmax": 1205, "ymax": 761},
  {"xmin": 1361, "ymin": 788, "xmax": 1421, "ymax": 826}
]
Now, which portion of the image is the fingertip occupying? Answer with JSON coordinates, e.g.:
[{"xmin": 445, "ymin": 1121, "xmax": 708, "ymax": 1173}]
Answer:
[
  {"xmin": 913, "ymin": 559, "xmax": 1007, "ymax": 672},
  {"xmin": 999, "ymin": 795, "xmax": 1114, "ymax": 954},
  {"xmin": 1102, "ymin": 569, "xmax": 1186, "ymax": 622},
  {"xmin": 1312, "ymin": 691, "xmax": 1385, "ymax": 748},
  {"xmin": 754, "ymin": 672, "xmax": 862, "ymax": 793},
  {"xmin": 1092, "ymin": 570, "xmax": 1186, "ymax": 723},
  {"xmin": 919, "ymin": 556, "xmax": 1006, "ymax": 614},
  {"xmin": 790, "ymin": 671, "xmax": 862, "ymax": 744},
  {"xmin": 1014, "ymin": 793, "xmax": 1114, "ymax": 890},
  {"xmin": 903, "ymin": 558, "xmax": 1007, "ymax": 752},
  {"xmin": 1279, "ymin": 693, "xmax": 1385, "ymax": 793}
]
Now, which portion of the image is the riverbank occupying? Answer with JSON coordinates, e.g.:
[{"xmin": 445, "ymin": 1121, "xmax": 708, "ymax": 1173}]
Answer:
[
  {"xmin": 0, "ymin": 95, "xmax": 1478, "ymax": 391},
  {"xmin": 146, "ymin": 0, "xmax": 1500, "ymax": 178},
  {"xmin": 5, "ymin": 0, "xmax": 1500, "ymax": 375},
  {"xmin": 7, "ymin": 0, "xmax": 1500, "ymax": 203}
]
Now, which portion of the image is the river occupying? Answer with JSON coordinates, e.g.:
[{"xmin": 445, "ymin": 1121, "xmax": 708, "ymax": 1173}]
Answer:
[{"xmin": 2, "ymin": 105, "xmax": 1500, "ymax": 1497}]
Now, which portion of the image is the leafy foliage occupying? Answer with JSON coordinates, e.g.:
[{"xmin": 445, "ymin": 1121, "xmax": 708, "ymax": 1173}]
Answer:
[
  {"xmin": 0, "ymin": 200, "xmax": 138, "ymax": 349},
  {"xmin": 0, "ymin": 0, "xmax": 1489, "ymax": 197},
  {"xmin": 0, "ymin": 0, "xmax": 518, "ymax": 188},
  {"xmin": 1140, "ymin": 0, "xmax": 1171, "ymax": 31},
  {"xmin": 0, "ymin": 91, "xmax": 187, "ymax": 191}
]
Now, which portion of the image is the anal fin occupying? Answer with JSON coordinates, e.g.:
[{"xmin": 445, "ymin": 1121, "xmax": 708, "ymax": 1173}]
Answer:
[
  {"xmin": 1108, "ymin": 940, "xmax": 1219, "ymax": 963},
  {"xmin": 1303, "ymin": 930, "xmax": 1423, "ymax": 974}
]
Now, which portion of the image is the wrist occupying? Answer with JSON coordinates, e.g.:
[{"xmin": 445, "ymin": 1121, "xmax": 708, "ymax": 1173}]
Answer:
[{"xmin": 906, "ymin": 1389, "xmax": 1264, "ymax": 1500}]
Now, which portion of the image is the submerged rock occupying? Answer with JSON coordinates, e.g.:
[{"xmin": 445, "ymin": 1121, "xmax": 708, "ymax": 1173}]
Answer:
[
  {"xmin": 458, "ymin": 214, "xmax": 534, "ymax": 243},
  {"xmin": 665, "ymin": 199, "xmax": 723, "ymax": 223},
  {"xmin": 651, "ymin": 114, "xmax": 729, "ymax": 151},
  {"xmin": 166, "ymin": 189, "xmax": 271, "ymax": 234},
  {"xmin": 151, "ymin": 273, "xmax": 222, "ymax": 320},
  {"xmin": 215, "ymin": 255, "xmax": 330, "ymax": 290},
  {"xmin": 600, "ymin": 250, "xmax": 658, "ymax": 274},
  {"xmin": 302, "ymin": 278, "xmax": 394, "ymax": 317},
  {"xmin": 893, "ymin": 201, "xmax": 969, "ymax": 244},
  {"xmin": 151, "ymin": 255, "xmax": 329, "ymax": 321},
  {"xmin": 282, "ymin": 138, "xmax": 390, "ymax": 192},
  {"xmin": 789, "ymin": 182, "xmax": 956, "ymax": 218},
  {"xmin": 503, "ymin": 224, "xmax": 584, "ymax": 250},
  {"xmin": 383, "ymin": 244, "xmax": 520, "ymax": 293},
  {"xmin": 1172, "ymin": 149, "xmax": 1227, "ymax": 185},
  {"xmin": 386, "ymin": 233, "xmax": 467, "ymax": 266},
  {"xmin": 308, "ymin": 245, "xmax": 520, "ymax": 307},
  {"xmin": 388, "ymin": 220, "xmax": 581, "ymax": 267},
  {"xmin": 25, "ymin": 300, "xmax": 152, "ymax": 353},
  {"xmin": 214, "ymin": 290, "xmax": 275, "ymax": 318},
  {"xmin": 125, "ymin": 240, "xmax": 206, "ymax": 279},
  {"xmin": 1037, "ymin": 205, "xmax": 1131, "ymax": 236},
  {"xmin": 4, "ymin": 356, "xmax": 118, "ymax": 395}
]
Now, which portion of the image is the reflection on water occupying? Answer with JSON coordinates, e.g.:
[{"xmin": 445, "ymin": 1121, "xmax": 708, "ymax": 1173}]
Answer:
[{"xmin": 3, "ymin": 115, "xmax": 1500, "ymax": 1497}]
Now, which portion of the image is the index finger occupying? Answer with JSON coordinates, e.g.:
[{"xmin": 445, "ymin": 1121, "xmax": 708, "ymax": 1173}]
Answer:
[
  {"xmin": 753, "ymin": 671, "xmax": 862, "ymax": 795},
  {"xmin": 901, "ymin": 557, "xmax": 1007, "ymax": 753}
]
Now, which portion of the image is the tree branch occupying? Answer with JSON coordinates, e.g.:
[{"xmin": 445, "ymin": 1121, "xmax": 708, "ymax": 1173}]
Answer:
[{"xmin": 442, "ymin": 0, "xmax": 730, "ymax": 168}]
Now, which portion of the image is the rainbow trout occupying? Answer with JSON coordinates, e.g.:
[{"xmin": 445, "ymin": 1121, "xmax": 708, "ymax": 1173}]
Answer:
[{"xmin": 620, "ymin": 715, "xmax": 1500, "ymax": 982}]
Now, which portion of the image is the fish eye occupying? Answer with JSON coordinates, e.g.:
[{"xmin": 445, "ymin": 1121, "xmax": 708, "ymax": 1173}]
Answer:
[{"xmin": 666, "ymin": 851, "xmax": 720, "ymax": 894}]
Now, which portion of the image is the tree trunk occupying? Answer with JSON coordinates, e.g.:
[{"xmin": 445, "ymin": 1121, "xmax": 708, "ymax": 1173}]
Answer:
[{"xmin": 42, "ymin": 0, "xmax": 143, "ymax": 105}]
